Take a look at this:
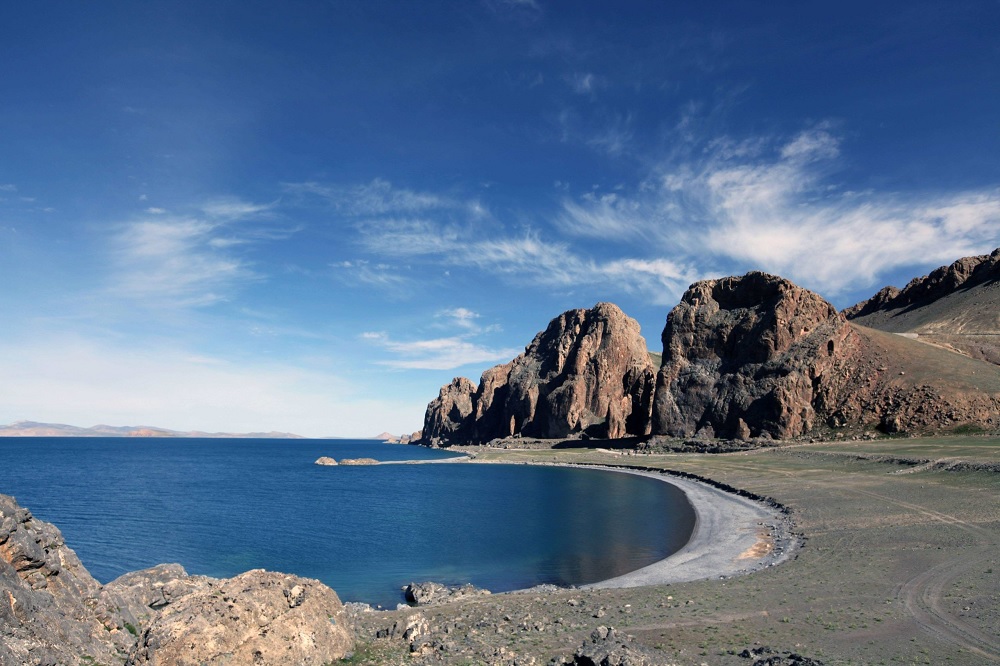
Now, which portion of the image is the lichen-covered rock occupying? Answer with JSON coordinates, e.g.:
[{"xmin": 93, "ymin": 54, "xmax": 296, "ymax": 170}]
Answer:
[
  {"xmin": 652, "ymin": 272, "xmax": 859, "ymax": 439},
  {"xmin": 0, "ymin": 493, "xmax": 128, "ymax": 664},
  {"xmin": 127, "ymin": 569, "xmax": 353, "ymax": 666},
  {"xmin": 422, "ymin": 303, "xmax": 656, "ymax": 445}
]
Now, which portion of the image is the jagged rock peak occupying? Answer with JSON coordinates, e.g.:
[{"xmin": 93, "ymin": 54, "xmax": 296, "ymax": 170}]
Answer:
[
  {"xmin": 653, "ymin": 272, "xmax": 857, "ymax": 440},
  {"xmin": 844, "ymin": 247, "xmax": 1000, "ymax": 319},
  {"xmin": 422, "ymin": 302, "xmax": 656, "ymax": 445}
]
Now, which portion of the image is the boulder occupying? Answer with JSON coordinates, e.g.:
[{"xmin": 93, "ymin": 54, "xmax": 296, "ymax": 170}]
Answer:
[
  {"xmin": 128, "ymin": 569, "xmax": 353, "ymax": 665},
  {"xmin": 561, "ymin": 625, "xmax": 666, "ymax": 665},
  {"xmin": 0, "ymin": 493, "xmax": 127, "ymax": 664},
  {"xmin": 314, "ymin": 456, "xmax": 338, "ymax": 465}
]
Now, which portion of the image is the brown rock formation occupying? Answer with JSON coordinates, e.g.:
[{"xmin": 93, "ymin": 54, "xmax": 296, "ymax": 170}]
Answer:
[
  {"xmin": 651, "ymin": 271, "xmax": 1000, "ymax": 439},
  {"xmin": 422, "ymin": 303, "xmax": 657, "ymax": 445},
  {"xmin": 651, "ymin": 272, "xmax": 859, "ymax": 439}
]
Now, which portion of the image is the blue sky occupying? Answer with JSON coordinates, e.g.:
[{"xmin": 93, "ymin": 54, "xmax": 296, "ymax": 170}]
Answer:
[{"xmin": 2, "ymin": 1, "xmax": 998, "ymax": 437}]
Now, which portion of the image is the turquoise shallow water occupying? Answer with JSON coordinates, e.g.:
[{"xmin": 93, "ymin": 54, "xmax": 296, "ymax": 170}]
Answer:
[{"xmin": 0, "ymin": 438, "xmax": 695, "ymax": 607}]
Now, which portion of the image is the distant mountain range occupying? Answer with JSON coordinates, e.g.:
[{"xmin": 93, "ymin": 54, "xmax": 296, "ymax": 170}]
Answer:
[{"xmin": 0, "ymin": 421, "xmax": 305, "ymax": 439}]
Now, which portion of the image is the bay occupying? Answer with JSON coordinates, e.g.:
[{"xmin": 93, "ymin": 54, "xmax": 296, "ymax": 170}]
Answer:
[{"xmin": 0, "ymin": 438, "xmax": 695, "ymax": 607}]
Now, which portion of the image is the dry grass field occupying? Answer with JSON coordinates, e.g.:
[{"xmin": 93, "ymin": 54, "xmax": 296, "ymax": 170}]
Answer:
[{"xmin": 349, "ymin": 436, "xmax": 1000, "ymax": 665}]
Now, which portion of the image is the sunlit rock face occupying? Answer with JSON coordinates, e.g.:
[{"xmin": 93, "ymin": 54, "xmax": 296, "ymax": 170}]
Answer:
[{"xmin": 422, "ymin": 303, "xmax": 657, "ymax": 445}]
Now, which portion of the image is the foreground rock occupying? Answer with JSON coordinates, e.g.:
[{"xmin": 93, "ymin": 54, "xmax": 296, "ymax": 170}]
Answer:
[
  {"xmin": 1, "ymin": 493, "xmax": 126, "ymax": 665},
  {"xmin": 559, "ymin": 625, "xmax": 666, "ymax": 665},
  {"xmin": 129, "ymin": 569, "xmax": 352, "ymax": 665},
  {"xmin": 0, "ymin": 493, "xmax": 354, "ymax": 665},
  {"xmin": 423, "ymin": 303, "xmax": 657, "ymax": 445}
]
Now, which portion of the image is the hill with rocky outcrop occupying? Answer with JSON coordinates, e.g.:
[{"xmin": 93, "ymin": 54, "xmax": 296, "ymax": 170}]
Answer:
[
  {"xmin": 844, "ymin": 248, "xmax": 1000, "ymax": 364},
  {"xmin": 423, "ymin": 264, "xmax": 1000, "ymax": 445},
  {"xmin": 0, "ymin": 493, "xmax": 353, "ymax": 665},
  {"xmin": 422, "ymin": 302, "xmax": 657, "ymax": 445}
]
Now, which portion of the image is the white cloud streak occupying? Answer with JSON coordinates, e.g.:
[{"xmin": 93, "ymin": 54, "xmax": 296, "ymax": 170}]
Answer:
[
  {"xmin": 362, "ymin": 331, "xmax": 520, "ymax": 371},
  {"xmin": 557, "ymin": 126, "xmax": 1000, "ymax": 295},
  {"xmin": 109, "ymin": 198, "xmax": 279, "ymax": 307}
]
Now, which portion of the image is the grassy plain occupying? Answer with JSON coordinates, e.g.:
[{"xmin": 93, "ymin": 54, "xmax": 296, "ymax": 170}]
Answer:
[{"xmin": 350, "ymin": 436, "xmax": 1000, "ymax": 665}]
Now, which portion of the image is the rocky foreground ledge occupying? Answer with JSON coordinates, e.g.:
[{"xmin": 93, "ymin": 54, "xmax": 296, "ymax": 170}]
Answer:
[{"xmin": 0, "ymin": 493, "xmax": 353, "ymax": 665}]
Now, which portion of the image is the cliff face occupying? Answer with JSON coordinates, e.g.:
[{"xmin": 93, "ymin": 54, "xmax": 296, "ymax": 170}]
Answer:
[
  {"xmin": 422, "ymin": 303, "xmax": 657, "ymax": 445},
  {"xmin": 651, "ymin": 272, "xmax": 860, "ymax": 439},
  {"xmin": 0, "ymin": 493, "xmax": 353, "ymax": 665},
  {"xmin": 423, "ymin": 263, "xmax": 1000, "ymax": 444}
]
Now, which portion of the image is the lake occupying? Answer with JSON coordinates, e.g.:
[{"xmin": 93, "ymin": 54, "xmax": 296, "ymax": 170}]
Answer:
[{"xmin": 0, "ymin": 438, "xmax": 695, "ymax": 607}]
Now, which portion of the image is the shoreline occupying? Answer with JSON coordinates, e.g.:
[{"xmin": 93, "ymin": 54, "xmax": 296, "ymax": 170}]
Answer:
[
  {"xmin": 384, "ymin": 456, "xmax": 799, "ymax": 592},
  {"xmin": 573, "ymin": 466, "xmax": 797, "ymax": 588}
]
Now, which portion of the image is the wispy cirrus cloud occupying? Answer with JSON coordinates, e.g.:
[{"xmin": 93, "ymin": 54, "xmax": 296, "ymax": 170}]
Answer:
[
  {"xmin": 284, "ymin": 179, "xmax": 452, "ymax": 216},
  {"xmin": 109, "ymin": 197, "xmax": 283, "ymax": 308},
  {"xmin": 332, "ymin": 259, "xmax": 409, "ymax": 289},
  {"xmin": 361, "ymin": 329, "xmax": 520, "ymax": 371},
  {"xmin": 556, "ymin": 125, "xmax": 1000, "ymax": 296}
]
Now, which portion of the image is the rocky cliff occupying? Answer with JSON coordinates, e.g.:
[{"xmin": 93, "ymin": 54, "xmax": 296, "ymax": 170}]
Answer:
[
  {"xmin": 0, "ymin": 493, "xmax": 353, "ymax": 666},
  {"xmin": 844, "ymin": 248, "xmax": 1000, "ymax": 365},
  {"xmin": 651, "ymin": 272, "xmax": 1000, "ymax": 438},
  {"xmin": 651, "ymin": 272, "xmax": 860, "ymax": 439},
  {"xmin": 424, "ymin": 268, "xmax": 1000, "ymax": 444},
  {"xmin": 422, "ymin": 303, "xmax": 657, "ymax": 445}
]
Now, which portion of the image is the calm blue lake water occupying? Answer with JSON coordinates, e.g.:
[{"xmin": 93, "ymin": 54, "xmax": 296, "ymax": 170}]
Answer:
[{"xmin": 0, "ymin": 438, "xmax": 695, "ymax": 607}]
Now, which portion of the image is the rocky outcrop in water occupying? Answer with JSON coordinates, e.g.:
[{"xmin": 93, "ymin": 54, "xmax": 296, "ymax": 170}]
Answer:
[
  {"xmin": 651, "ymin": 272, "xmax": 860, "ymax": 439},
  {"xmin": 422, "ymin": 303, "xmax": 657, "ymax": 445},
  {"xmin": 0, "ymin": 493, "xmax": 354, "ymax": 666}
]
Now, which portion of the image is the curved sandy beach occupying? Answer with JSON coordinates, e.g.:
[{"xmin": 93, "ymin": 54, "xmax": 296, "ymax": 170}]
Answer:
[
  {"xmin": 574, "ymin": 466, "xmax": 797, "ymax": 589},
  {"xmin": 383, "ymin": 456, "xmax": 798, "ymax": 589}
]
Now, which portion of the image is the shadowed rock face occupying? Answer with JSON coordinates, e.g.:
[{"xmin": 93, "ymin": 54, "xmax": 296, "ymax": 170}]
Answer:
[
  {"xmin": 422, "ymin": 303, "xmax": 657, "ymax": 445},
  {"xmin": 651, "ymin": 272, "xmax": 859, "ymax": 440}
]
